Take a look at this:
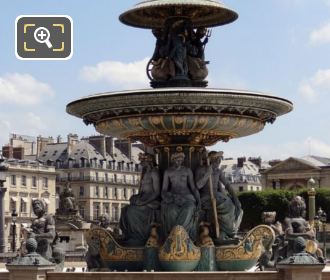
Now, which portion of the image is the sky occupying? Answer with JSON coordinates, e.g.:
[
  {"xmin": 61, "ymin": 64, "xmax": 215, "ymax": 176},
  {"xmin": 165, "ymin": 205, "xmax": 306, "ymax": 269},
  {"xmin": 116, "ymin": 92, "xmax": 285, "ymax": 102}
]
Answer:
[{"xmin": 0, "ymin": 0, "xmax": 330, "ymax": 161}]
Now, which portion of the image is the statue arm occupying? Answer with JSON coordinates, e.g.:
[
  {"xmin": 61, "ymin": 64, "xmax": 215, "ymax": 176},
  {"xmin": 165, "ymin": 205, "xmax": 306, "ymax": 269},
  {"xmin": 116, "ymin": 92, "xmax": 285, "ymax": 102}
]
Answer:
[
  {"xmin": 219, "ymin": 171, "xmax": 242, "ymax": 211},
  {"xmin": 284, "ymin": 218, "xmax": 315, "ymax": 240},
  {"xmin": 188, "ymin": 169, "xmax": 201, "ymax": 208},
  {"xmin": 195, "ymin": 166, "xmax": 211, "ymax": 190}
]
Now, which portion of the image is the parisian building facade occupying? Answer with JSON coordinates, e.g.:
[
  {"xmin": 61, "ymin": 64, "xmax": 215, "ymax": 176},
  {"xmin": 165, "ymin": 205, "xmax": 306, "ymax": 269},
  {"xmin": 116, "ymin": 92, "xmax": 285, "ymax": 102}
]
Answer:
[{"xmin": 1, "ymin": 159, "xmax": 56, "ymax": 252}]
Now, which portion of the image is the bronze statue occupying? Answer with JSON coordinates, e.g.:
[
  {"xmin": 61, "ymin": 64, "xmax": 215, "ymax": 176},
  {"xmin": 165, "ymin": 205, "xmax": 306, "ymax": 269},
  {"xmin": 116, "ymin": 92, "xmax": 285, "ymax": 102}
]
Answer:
[
  {"xmin": 26, "ymin": 199, "xmax": 64, "ymax": 271},
  {"xmin": 99, "ymin": 213, "xmax": 111, "ymax": 230},
  {"xmin": 58, "ymin": 183, "xmax": 77, "ymax": 214},
  {"xmin": 161, "ymin": 152, "xmax": 200, "ymax": 241},
  {"xmin": 195, "ymin": 151, "xmax": 243, "ymax": 242},
  {"xmin": 283, "ymin": 196, "xmax": 316, "ymax": 257},
  {"xmin": 119, "ymin": 153, "xmax": 161, "ymax": 246}
]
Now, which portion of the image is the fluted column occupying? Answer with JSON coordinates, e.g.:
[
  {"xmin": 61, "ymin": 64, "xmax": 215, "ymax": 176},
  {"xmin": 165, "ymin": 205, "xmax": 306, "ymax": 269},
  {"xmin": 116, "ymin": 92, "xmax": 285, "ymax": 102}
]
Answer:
[{"xmin": 0, "ymin": 185, "xmax": 7, "ymax": 253}]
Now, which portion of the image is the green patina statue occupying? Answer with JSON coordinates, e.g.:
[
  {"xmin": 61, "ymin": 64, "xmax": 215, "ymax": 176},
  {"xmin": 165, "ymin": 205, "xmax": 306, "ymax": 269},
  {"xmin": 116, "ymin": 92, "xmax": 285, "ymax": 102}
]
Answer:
[
  {"xmin": 195, "ymin": 151, "xmax": 243, "ymax": 242},
  {"xmin": 22, "ymin": 199, "xmax": 65, "ymax": 271},
  {"xmin": 161, "ymin": 152, "xmax": 201, "ymax": 241},
  {"xmin": 120, "ymin": 153, "xmax": 161, "ymax": 246}
]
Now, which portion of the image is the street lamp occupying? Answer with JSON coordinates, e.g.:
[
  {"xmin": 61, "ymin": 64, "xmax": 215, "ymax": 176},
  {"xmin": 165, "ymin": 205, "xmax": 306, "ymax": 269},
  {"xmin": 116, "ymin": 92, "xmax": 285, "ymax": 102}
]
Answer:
[
  {"xmin": 0, "ymin": 156, "xmax": 8, "ymax": 253},
  {"xmin": 11, "ymin": 209, "xmax": 18, "ymax": 252},
  {"xmin": 307, "ymin": 177, "xmax": 316, "ymax": 225}
]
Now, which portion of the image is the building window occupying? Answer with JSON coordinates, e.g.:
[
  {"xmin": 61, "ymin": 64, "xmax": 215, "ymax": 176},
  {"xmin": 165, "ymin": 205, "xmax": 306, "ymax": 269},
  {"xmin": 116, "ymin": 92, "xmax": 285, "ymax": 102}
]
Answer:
[
  {"xmin": 11, "ymin": 175, "xmax": 16, "ymax": 186},
  {"xmin": 123, "ymin": 175, "xmax": 126, "ymax": 183},
  {"xmin": 113, "ymin": 188, "xmax": 117, "ymax": 199},
  {"xmin": 21, "ymin": 175, "xmax": 27, "ymax": 186},
  {"xmin": 20, "ymin": 198, "xmax": 27, "ymax": 213},
  {"xmin": 105, "ymin": 173, "xmax": 109, "ymax": 182},
  {"xmin": 272, "ymin": 180, "xmax": 276, "ymax": 190},
  {"xmin": 93, "ymin": 204, "xmax": 100, "ymax": 220},
  {"xmin": 95, "ymin": 186, "xmax": 99, "ymax": 197},
  {"xmin": 42, "ymin": 177, "xmax": 48, "ymax": 188},
  {"xmin": 79, "ymin": 172, "xmax": 84, "ymax": 180},
  {"xmin": 239, "ymin": 186, "xmax": 244, "ymax": 192},
  {"xmin": 105, "ymin": 187, "xmax": 109, "ymax": 198},
  {"xmin": 10, "ymin": 198, "xmax": 17, "ymax": 212},
  {"xmin": 113, "ymin": 205, "xmax": 119, "ymax": 221},
  {"xmin": 67, "ymin": 173, "xmax": 72, "ymax": 181},
  {"xmin": 95, "ymin": 172, "xmax": 99, "ymax": 181},
  {"xmin": 79, "ymin": 205, "xmax": 85, "ymax": 219},
  {"xmin": 32, "ymin": 176, "xmax": 37, "ymax": 188},
  {"xmin": 79, "ymin": 186, "xmax": 84, "ymax": 197},
  {"xmin": 123, "ymin": 188, "xmax": 127, "ymax": 200},
  {"xmin": 104, "ymin": 204, "xmax": 109, "ymax": 215}
]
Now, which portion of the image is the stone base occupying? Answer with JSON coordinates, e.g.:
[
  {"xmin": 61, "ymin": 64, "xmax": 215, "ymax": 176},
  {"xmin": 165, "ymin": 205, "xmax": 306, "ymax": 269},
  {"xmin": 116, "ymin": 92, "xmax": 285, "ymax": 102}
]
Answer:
[
  {"xmin": 277, "ymin": 264, "xmax": 325, "ymax": 280},
  {"xmin": 6, "ymin": 264, "xmax": 55, "ymax": 280}
]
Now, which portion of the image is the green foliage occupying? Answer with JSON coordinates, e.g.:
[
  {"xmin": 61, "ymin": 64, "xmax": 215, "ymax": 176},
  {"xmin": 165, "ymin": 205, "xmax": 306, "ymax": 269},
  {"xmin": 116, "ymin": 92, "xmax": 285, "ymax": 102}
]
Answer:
[{"xmin": 237, "ymin": 188, "xmax": 330, "ymax": 230}]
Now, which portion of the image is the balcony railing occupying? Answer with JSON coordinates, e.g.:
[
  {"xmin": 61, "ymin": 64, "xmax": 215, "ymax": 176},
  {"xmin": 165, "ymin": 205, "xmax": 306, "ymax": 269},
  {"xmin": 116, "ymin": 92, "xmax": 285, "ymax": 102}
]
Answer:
[
  {"xmin": 56, "ymin": 175, "xmax": 139, "ymax": 186},
  {"xmin": 56, "ymin": 162, "xmax": 140, "ymax": 173}
]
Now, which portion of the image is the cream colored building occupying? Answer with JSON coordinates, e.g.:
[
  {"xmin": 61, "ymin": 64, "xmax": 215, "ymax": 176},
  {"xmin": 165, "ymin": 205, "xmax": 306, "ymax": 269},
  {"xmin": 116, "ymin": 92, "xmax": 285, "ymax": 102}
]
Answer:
[
  {"xmin": 38, "ymin": 134, "xmax": 142, "ymax": 224},
  {"xmin": 261, "ymin": 156, "xmax": 330, "ymax": 190},
  {"xmin": 3, "ymin": 159, "xmax": 56, "ymax": 252}
]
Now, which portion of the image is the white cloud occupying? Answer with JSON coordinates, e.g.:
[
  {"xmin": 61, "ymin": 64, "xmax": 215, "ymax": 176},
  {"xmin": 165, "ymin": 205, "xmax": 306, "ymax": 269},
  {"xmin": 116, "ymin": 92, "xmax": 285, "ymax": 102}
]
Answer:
[
  {"xmin": 298, "ymin": 69, "xmax": 330, "ymax": 102},
  {"xmin": 0, "ymin": 73, "xmax": 54, "ymax": 105},
  {"xmin": 310, "ymin": 22, "xmax": 330, "ymax": 45},
  {"xmin": 25, "ymin": 112, "xmax": 47, "ymax": 131},
  {"xmin": 213, "ymin": 137, "xmax": 330, "ymax": 161},
  {"xmin": 80, "ymin": 58, "xmax": 150, "ymax": 89}
]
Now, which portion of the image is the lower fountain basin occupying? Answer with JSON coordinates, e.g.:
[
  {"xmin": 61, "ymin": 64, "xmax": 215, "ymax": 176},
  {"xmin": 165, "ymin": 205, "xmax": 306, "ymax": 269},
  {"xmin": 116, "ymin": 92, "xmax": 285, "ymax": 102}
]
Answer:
[{"xmin": 67, "ymin": 88, "xmax": 293, "ymax": 146}]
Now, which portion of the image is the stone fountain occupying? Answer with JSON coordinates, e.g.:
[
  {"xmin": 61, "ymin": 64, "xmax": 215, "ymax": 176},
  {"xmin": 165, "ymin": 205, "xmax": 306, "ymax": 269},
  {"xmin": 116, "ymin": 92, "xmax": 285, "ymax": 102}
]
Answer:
[{"xmin": 66, "ymin": 0, "xmax": 293, "ymax": 272}]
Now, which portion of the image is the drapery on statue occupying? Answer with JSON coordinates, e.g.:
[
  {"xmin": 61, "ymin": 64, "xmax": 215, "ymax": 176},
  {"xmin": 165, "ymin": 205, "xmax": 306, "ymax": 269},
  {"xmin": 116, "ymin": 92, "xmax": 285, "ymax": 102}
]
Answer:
[
  {"xmin": 24, "ymin": 199, "xmax": 65, "ymax": 271},
  {"xmin": 161, "ymin": 152, "xmax": 201, "ymax": 241},
  {"xmin": 195, "ymin": 151, "xmax": 243, "ymax": 242},
  {"xmin": 119, "ymin": 153, "xmax": 161, "ymax": 246},
  {"xmin": 58, "ymin": 183, "xmax": 77, "ymax": 214}
]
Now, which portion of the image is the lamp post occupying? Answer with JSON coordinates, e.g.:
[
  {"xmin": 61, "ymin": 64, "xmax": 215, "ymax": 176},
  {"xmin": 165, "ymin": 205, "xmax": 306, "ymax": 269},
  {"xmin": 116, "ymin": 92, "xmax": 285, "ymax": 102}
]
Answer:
[
  {"xmin": 0, "ymin": 156, "xmax": 8, "ymax": 253},
  {"xmin": 307, "ymin": 177, "xmax": 316, "ymax": 226},
  {"xmin": 11, "ymin": 209, "xmax": 17, "ymax": 252}
]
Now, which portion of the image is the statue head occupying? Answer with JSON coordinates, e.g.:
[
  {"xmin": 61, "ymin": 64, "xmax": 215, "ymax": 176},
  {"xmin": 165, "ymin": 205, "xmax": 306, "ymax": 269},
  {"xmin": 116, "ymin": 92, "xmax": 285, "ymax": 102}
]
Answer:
[
  {"xmin": 289, "ymin": 196, "xmax": 306, "ymax": 218},
  {"xmin": 32, "ymin": 199, "xmax": 46, "ymax": 217},
  {"xmin": 196, "ymin": 27, "xmax": 207, "ymax": 38},
  {"xmin": 99, "ymin": 213, "xmax": 110, "ymax": 229},
  {"xmin": 208, "ymin": 151, "xmax": 223, "ymax": 167},
  {"xmin": 171, "ymin": 152, "xmax": 185, "ymax": 167},
  {"xmin": 139, "ymin": 153, "xmax": 156, "ymax": 169},
  {"xmin": 262, "ymin": 211, "xmax": 276, "ymax": 225}
]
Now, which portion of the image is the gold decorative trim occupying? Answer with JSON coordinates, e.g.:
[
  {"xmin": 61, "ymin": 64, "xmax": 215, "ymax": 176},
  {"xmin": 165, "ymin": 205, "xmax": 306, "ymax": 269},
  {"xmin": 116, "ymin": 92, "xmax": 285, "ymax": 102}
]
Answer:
[
  {"xmin": 216, "ymin": 225, "xmax": 275, "ymax": 261},
  {"xmin": 86, "ymin": 227, "xmax": 143, "ymax": 262},
  {"xmin": 159, "ymin": 226, "xmax": 201, "ymax": 261}
]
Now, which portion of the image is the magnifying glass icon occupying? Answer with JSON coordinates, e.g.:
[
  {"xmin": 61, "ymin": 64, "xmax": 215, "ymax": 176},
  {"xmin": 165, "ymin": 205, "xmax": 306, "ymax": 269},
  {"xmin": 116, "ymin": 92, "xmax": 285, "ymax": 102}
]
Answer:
[{"xmin": 34, "ymin": 27, "xmax": 53, "ymax": 49}]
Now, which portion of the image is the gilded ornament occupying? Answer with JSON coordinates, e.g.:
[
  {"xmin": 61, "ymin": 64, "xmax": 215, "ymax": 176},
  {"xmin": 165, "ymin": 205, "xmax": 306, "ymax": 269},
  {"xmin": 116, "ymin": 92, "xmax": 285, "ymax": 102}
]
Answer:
[
  {"xmin": 216, "ymin": 225, "xmax": 275, "ymax": 261},
  {"xmin": 159, "ymin": 226, "xmax": 201, "ymax": 261}
]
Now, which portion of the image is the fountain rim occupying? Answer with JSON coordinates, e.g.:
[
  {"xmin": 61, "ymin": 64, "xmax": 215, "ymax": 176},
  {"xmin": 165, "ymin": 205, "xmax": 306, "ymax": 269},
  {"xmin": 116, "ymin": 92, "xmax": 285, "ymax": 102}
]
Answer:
[
  {"xmin": 119, "ymin": 0, "xmax": 239, "ymax": 29},
  {"xmin": 67, "ymin": 87, "xmax": 293, "ymax": 109}
]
